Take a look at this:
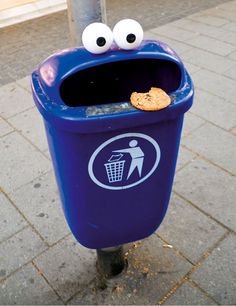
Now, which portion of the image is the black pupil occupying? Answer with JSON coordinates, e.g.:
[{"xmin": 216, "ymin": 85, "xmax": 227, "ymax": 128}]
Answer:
[
  {"xmin": 126, "ymin": 33, "xmax": 136, "ymax": 43},
  {"xmin": 96, "ymin": 37, "xmax": 106, "ymax": 47}
]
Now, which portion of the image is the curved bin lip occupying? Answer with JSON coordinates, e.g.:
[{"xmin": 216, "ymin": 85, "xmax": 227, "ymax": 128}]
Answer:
[{"xmin": 31, "ymin": 40, "xmax": 194, "ymax": 134}]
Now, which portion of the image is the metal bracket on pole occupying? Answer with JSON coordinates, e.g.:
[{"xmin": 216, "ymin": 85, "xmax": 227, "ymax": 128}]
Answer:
[
  {"xmin": 67, "ymin": 0, "xmax": 107, "ymax": 46},
  {"xmin": 96, "ymin": 246, "xmax": 126, "ymax": 278}
]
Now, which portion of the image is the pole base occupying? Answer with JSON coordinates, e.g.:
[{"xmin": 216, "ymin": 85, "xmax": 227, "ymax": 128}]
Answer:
[{"xmin": 96, "ymin": 246, "xmax": 126, "ymax": 278}]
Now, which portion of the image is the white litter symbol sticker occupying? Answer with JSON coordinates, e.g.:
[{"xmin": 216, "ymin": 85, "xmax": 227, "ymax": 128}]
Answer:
[{"xmin": 88, "ymin": 133, "xmax": 161, "ymax": 190}]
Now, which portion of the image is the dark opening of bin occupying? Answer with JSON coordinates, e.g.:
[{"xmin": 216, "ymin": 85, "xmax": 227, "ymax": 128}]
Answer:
[{"xmin": 60, "ymin": 59, "xmax": 181, "ymax": 107}]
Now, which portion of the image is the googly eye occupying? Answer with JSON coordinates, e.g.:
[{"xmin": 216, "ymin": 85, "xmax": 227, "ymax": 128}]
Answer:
[
  {"xmin": 113, "ymin": 19, "xmax": 143, "ymax": 50},
  {"xmin": 82, "ymin": 23, "xmax": 113, "ymax": 54}
]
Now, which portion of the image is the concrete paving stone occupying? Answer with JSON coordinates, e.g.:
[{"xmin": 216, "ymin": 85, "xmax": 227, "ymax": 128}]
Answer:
[
  {"xmin": 34, "ymin": 235, "xmax": 97, "ymax": 302},
  {"xmin": 228, "ymin": 50, "xmax": 236, "ymax": 61},
  {"xmin": 188, "ymin": 13, "xmax": 230, "ymax": 27},
  {"xmin": 217, "ymin": 0, "xmax": 236, "ymax": 12},
  {"xmin": 174, "ymin": 158, "xmax": 236, "ymax": 232},
  {"xmin": 16, "ymin": 75, "xmax": 31, "ymax": 93},
  {"xmin": 0, "ymin": 226, "xmax": 47, "ymax": 281},
  {"xmin": 181, "ymin": 112, "xmax": 205, "ymax": 138},
  {"xmin": 176, "ymin": 145, "xmax": 196, "ymax": 172},
  {"xmin": 181, "ymin": 47, "xmax": 235, "ymax": 74},
  {"xmin": 222, "ymin": 21, "xmax": 236, "ymax": 32},
  {"xmin": 157, "ymin": 193, "xmax": 226, "ymax": 263},
  {"xmin": 174, "ymin": 16, "xmax": 236, "ymax": 47},
  {"xmin": 171, "ymin": 18, "xmax": 226, "ymax": 39},
  {"xmin": 0, "ymin": 132, "xmax": 51, "ymax": 193},
  {"xmin": 192, "ymin": 69, "xmax": 236, "ymax": 102},
  {"xmin": 186, "ymin": 35, "xmax": 236, "ymax": 56},
  {"xmin": 151, "ymin": 24, "xmax": 199, "ymax": 42},
  {"xmin": 204, "ymin": 6, "xmax": 236, "ymax": 22},
  {"xmin": 223, "ymin": 63, "xmax": 236, "ymax": 80},
  {"xmin": 183, "ymin": 62, "xmax": 201, "ymax": 75},
  {"xmin": 10, "ymin": 171, "xmax": 70, "ymax": 245},
  {"xmin": 182, "ymin": 122, "xmax": 236, "ymax": 176},
  {"xmin": 145, "ymin": 31, "xmax": 194, "ymax": 55},
  {"xmin": 8, "ymin": 107, "xmax": 48, "ymax": 152},
  {"xmin": 0, "ymin": 117, "xmax": 14, "ymax": 137},
  {"xmin": 0, "ymin": 192, "xmax": 27, "ymax": 243},
  {"xmin": 0, "ymin": 263, "xmax": 62, "ymax": 305},
  {"xmin": 190, "ymin": 88, "xmax": 236, "ymax": 130},
  {"xmin": 164, "ymin": 280, "xmax": 216, "ymax": 305},
  {"xmin": 0, "ymin": 82, "xmax": 34, "ymax": 119},
  {"xmin": 69, "ymin": 235, "xmax": 192, "ymax": 305},
  {"xmin": 231, "ymin": 125, "xmax": 236, "ymax": 135},
  {"xmin": 191, "ymin": 234, "xmax": 236, "ymax": 305}
]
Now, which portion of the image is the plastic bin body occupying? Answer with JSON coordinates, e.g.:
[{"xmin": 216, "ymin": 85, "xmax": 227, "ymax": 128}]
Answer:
[{"xmin": 31, "ymin": 40, "xmax": 194, "ymax": 249}]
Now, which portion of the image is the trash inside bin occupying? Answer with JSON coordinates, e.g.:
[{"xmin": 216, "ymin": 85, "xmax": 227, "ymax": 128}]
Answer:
[{"xmin": 31, "ymin": 39, "xmax": 194, "ymax": 249}]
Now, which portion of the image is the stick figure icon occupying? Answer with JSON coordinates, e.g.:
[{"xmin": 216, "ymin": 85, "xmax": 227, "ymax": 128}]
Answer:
[{"xmin": 113, "ymin": 140, "xmax": 144, "ymax": 180}]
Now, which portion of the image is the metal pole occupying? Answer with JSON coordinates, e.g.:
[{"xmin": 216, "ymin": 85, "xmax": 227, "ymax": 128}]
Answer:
[
  {"xmin": 67, "ymin": 0, "xmax": 107, "ymax": 46},
  {"xmin": 96, "ymin": 246, "xmax": 126, "ymax": 278}
]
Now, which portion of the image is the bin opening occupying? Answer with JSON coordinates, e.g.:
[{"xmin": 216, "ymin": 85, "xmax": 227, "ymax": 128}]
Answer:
[{"xmin": 60, "ymin": 58, "xmax": 181, "ymax": 107}]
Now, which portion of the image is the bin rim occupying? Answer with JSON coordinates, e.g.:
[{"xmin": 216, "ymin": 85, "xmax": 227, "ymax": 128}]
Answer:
[{"xmin": 31, "ymin": 39, "xmax": 194, "ymax": 133}]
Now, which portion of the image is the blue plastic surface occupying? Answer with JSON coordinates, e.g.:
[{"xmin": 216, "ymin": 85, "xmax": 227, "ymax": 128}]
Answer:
[{"xmin": 31, "ymin": 40, "xmax": 194, "ymax": 249}]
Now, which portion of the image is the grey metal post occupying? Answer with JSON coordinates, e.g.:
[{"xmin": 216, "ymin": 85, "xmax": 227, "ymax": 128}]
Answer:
[
  {"xmin": 96, "ymin": 246, "xmax": 126, "ymax": 278},
  {"xmin": 67, "ymin": 0, "xmax": 107, "ymax": 46}
]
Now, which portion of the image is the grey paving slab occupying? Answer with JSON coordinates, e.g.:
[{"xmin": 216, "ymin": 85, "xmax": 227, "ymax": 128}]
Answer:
[
  {"xmin": 190, "ymin": 88, "xmax": 236, "ymax": 130},
  {"xmin": 181, "ymin": 47, "xmax": 235, "ymax": 74},
  {"xmin": 183, "ymin": 62, "xmax": 201, "ymax": 75},
  {"xmin": 186, "ymin": 35, "xmax": 236, "ymax": 56},
  {"xmin": 0, "ymin": 226, "xmax": 47, "ymax": 281},
  {"xmin": 0, "ymin": 131, "xmax": 51, "ymax": 193},
  {"xmin": 69, "ymin": 235, "xmax": 192, "ymax": 305},
  {"xmin": 0, "ymin": 263, "xmax": 62, "ymax": 305},
  {"xmin": 0, "ymin": 82, "xmax": 34, "ymax": 119},
  {"xmin": 172, "ymin": 18, "xmax": 226, "ymax": 38},
  {"xmin": 182, "ymin": 122, "xmax": 236, "ymax": 176},
  {"xmin": 231, "ymin": 125, "xmax": 236, "ymax": 135},
  {"xmin": 228, "ymin": 50, "xmax": 236, "ymax": 61},
  {"xmin": 192, "ymin": 68, "xmax": 236, "ymax": 102},
  {"xmin": 181, "ymin": 112, "xmax": 205, "ymax": 138},
  {"xmin": 223, "ymin": 63, "xmax": 236, "ymax": 80},
  {"xmin": 164, "ymin": 280, "xmax": 216, "ymax": 305},
  {"xmin": 174, "ymin": 158, "xmax": 236, "ymax": 232},
  {"xmin": 0, "ymin": 117, "xmax": 14, "ymax": 137},
  {"xmin": 151, "ymin": 24, "xmax": 199, "ymax": 42},
  {"xmin": 173, "ymin": 16, "xmax": 236, "ymax": 46},
  {"xmin": 8, "ymin": 107, "xmax": 48, "ymax": 152},
  {"xmin": 188, "ymin": 13, "xmax": 230, "ymax": 27},
  {"xmin": 204, "ymin": 6, "xmax": 236, "ymax": 22},
  {"xmin": 157, "ymin": 193, "xmax": 226, "ymax": 263},
  {"xmin": 16, "ymin": 75, "xmax": 31, "ymax": 92},
  {"xmin": 176, "ymin": 146, "xmax": 196, "ymax": 172},
  {"xmin": 222, "ymin": 21, "xmax": 236, "ymax": 32},
  {"xmin": 217, "ymin": 0, "xmax": 236, "ymax": 12},
  {"xmin": 10, "ymin": 171, "xmax": 70, "ymax": 245},
  {"xmin": 34, "ymin": 235, "xmax": 97, "ymax": 302},
  {"xmin": 191, "ymin": 234, "xmax": 236, "ymax": 305},
  {"xmin": 145, "ymin": 31, "xmax": 194, "ymax": 55},
  {"xmin": 0, "ymin": 192, "xmax": 27, "ymax": 243}
]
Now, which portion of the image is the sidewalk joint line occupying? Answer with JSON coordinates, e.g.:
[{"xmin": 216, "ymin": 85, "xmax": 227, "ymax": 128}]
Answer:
[
  {"xmin": 173, "ymin": 190, "xmax": 236, "ymax": 234},
  {"xmin": 31, "ymin": 261, "xmax": 65, "ymax": 304},
  {"xmin": 179, "ymin": 145, "xmax": 236, "ymax": 178}
]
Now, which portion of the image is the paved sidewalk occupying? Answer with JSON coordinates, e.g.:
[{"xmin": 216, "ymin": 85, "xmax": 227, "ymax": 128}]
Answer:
[
  {"xmin": 0, "ymin": 0, "xmax": 230, "ymax": 86},
  {"xmin": 1, "ymin": 1, "xmax": 236, "ymax": 305}
]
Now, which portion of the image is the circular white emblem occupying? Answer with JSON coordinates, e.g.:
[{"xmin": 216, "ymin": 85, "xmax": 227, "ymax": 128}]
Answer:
[{"xmin": 88, "ymin": 133, "xmax": 161, "ymax": 190}]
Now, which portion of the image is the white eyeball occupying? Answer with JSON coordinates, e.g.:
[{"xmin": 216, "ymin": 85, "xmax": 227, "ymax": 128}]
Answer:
[
  {"xmin": 113, "ymin": 19, "xmax": 143, "ymax": 50},
  {"xmin": 82, "ymin": 23, "xmax": 113, "ymax": 54}
]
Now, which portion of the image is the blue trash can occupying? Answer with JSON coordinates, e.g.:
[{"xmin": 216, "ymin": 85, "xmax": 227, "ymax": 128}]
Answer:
[{"xmin": 31, "ymin": 40, "xmax": 194, "ymax": 249}]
